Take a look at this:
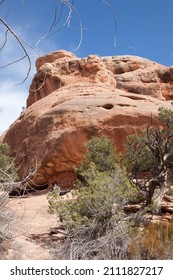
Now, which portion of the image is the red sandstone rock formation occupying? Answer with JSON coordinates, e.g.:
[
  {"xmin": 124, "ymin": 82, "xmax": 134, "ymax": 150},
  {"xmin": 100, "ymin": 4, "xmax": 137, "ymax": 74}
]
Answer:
[
  {"xmin": 27, "ymin": 51, "xmax": 173, "ymax": 107},
  {"xmin": 2, "ymin": 51, "xmax": 173, "ymax": 187},
  {"xmin": 104, "ymin": 56, "xmax": 173, "ymax": 101},
  {"xmin": 27, "ymin": 51, "xmax": 116, "ymax": 107}
]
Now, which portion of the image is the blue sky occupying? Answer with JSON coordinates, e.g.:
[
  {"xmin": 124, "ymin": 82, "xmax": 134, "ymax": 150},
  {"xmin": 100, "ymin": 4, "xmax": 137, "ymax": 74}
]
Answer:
[{"xmin": 0, "ymin": 0, "xmax": 173, "ymax": 134}]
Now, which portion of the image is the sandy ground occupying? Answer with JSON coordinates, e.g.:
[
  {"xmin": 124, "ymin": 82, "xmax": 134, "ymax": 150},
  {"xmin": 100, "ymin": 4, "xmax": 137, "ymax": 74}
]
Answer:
[{"xmin": 4, "ymin": 193, "xmax": 58, "ymax": 260}]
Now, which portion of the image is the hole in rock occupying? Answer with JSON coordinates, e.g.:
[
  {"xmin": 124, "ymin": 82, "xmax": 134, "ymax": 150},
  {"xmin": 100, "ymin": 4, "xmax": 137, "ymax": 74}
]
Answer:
[
  {"xmin": 9, "ymin": 183, "xmax": 49, "ymax": 197},
  {"xmin": 81, "ymin": 93, "xmax": 93, "ymax": 96},
  {"xmin": 102, "ymin": 104, "xmax": 114, "ymax": 110},
  {"xmin": 117, "ymin": 104, "xmax": 134, "ymax": 107},
  {"xmin": 121, "ymin": 95, "xmax": 146, "ymax": 101}
]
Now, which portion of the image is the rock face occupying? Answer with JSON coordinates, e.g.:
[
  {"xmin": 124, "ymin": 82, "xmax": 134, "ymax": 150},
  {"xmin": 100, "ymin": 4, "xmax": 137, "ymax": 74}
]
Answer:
[
  {"xmin": 2, "ymin": 51, "xmax": 173, "ymax": 188},
  {"xmin": 27, "ymin": 51, "xmax": 173, "ymax": 107},
  {"xmin": 27, "ymin": 50, "xmax": 116, "ymax": 107},
  {"xmin": 103, "ymin": 56, "xmax": 173, "ymax": 100}
]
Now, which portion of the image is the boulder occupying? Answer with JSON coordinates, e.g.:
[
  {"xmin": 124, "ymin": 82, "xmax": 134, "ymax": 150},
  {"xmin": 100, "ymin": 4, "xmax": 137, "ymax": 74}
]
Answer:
[{"xmin": 2, "ymin": 51, "xmax": 173, "ymax": 188}]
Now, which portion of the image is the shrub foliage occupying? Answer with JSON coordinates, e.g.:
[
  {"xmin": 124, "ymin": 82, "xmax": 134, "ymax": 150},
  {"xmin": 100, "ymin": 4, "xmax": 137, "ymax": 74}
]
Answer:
[
  {"xmin": 0, "ymin": 143, "xmax": 18, "ymax": 258},
  {"xmin": 124, "ymin": 107, "xmax": 173, "ymax": 207},
  {"xmin": 48, "ymin": 107, "xmax": 173, "ymax": 259},
  {"xmin": 48, "ymin": 136, "xmax": 137, "ymax": 259},
  {"xmin": 0, "ymin": 143, "xmax": 18, "ymax": 182}
]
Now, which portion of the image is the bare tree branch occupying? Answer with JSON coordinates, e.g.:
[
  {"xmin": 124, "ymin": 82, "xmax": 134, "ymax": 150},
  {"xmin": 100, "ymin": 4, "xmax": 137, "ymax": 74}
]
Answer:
[
  {"xmin": 0, "ymin": 29, "xmax": 8, "ymax": 51},
  {"xmin": 0, "ymin": 0, "xmax": 117, "ymax": 83},
  {"xmin": 0, "ymin": 17, "xmax": 32, "ymax": 83},
  {"xmin": 63, "ymin": 0, "xmax": 83, "ymax": 51},
  {"xmin": 101, "ymin": 0, "xmax": 117, "ymax": 47},
  {"xmin": 0, "ymin": 55, "xmax": 27, "ymax": 69},
  {"xmin": 0, "ymin": 0, "xmax": 6, "ymax": 5},
  {"xmin": 41, "ymin": 0, "xmax": 83, "ymax": 52}
]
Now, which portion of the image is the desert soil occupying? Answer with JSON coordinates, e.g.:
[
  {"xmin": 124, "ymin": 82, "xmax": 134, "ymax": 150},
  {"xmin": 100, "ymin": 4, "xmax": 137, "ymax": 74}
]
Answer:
[{"xmin": 5, "ymin": 193, "xmax": 59, "ymax": 260}]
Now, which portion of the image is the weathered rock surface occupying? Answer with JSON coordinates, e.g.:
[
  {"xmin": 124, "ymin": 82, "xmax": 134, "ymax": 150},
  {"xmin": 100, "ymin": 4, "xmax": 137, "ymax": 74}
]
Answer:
[
  {"xmin": 2, "ymin": 51, "xmax": 173, "ymax": 187},
  {"xmin": 5, "ymin": 194, "xmax": 58, "ymax": 259},
  {"xmin": 27, "ymin": 51, "xmax": 173, "ymax": 107},
  {"xmin": 103, "ymin": 56, "xmax": 173, "ymax": 100},
  {"xmin": 27, "ymin": 50, "xmax": 116, "ymax": 107}
]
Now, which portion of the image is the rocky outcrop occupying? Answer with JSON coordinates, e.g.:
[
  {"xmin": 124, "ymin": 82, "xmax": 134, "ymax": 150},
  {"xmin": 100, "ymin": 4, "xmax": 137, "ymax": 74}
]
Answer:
[
  {"xmin": 2, "ymin": 51, "xmax": 173, "ymax": 188},
  {"xmin": 27, "ymin": 51, "xmax": 173, "ymax": 107},
  {"xmin": 27, "ymin": 51, "xmax": 116, "ymax": 107},
  {"xmin": 4, "ymin": 85, "xmax": 173, "ymax": 188},
  {"xmin": 103, "ymin": 55, "xmax": 173, "ymax": 100}
]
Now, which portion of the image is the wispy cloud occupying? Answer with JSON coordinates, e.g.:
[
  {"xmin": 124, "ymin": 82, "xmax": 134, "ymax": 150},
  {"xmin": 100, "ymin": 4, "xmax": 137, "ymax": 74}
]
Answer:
[
  {"xmin": 0, "ymin": 23, "xmax": 38, "ymax": 135},
  {"xmin": 0, "ymin": 79, "xmax": 28, "ymax": 134},
  {"xmin": 0, "ymin": 15, "xmax": 72, "ymax": 135}
]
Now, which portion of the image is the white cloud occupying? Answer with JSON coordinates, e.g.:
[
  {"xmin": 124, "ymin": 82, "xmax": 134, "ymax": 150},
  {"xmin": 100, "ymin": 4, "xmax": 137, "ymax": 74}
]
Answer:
[
  {"xmin": 0, "ymin": 24, "xmax": 37, "ymax": 135},
  {"xmin": 0, "ymin": 18, "xmax": 70, "ymax": 136},
  {"xmin": 0, "ymin": 80, "xmax": 28, "ymax": 135}
]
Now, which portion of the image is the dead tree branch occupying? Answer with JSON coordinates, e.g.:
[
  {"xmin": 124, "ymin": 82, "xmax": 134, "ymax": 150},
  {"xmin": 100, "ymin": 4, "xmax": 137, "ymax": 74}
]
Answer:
[
  {"xmin": 0, "ymin": 17, "xmax": 32, "ymax": 84},
  {"xmin": 0, "ymin": 0, "xmax": 117, "ymax": 83}
]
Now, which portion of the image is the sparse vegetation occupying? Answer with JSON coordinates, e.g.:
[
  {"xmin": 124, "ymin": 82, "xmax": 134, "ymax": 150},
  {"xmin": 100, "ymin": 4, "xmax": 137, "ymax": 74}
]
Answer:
[
  {"xmin": 0, "ymin": 143, "xmax": 18, "ymax": 183},
  {"xmin": 48, "ymin": 135, "xmax": 137, "ymax": 259},
  {"xmin": 124, "ymin": 107, "xmax": 173, "ymax": 209},
  {"xmin": 129, "ymin": 221, "xmax": 173, "ymax": 259},
  {"xmin": 0, "ymin": 143, "xmax": 18, "ymax": 258},
  {"xmin": 48, "ymin": 107, "xmax": 173, "ymax": 259}
]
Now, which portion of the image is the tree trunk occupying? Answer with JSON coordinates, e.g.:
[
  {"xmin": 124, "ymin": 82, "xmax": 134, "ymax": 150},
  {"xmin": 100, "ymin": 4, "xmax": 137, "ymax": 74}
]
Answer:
[{"xmin": 145, "ymin": 162, "xmax": 168, "ymax": 207}]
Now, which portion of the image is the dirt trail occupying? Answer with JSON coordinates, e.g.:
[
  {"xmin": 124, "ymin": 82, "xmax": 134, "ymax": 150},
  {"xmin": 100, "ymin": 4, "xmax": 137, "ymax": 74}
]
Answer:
[{"xmin": 5, "ymin": 193, "xmax": 58, "ymax": 260}]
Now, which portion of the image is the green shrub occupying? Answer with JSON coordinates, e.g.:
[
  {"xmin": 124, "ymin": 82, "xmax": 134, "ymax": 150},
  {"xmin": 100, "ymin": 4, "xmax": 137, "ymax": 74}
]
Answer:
[
  {"xmin": 48, "ymin": 136, "xmax": 137, "ymax": 234},
  {"xmin": 0, "ymin": 143, "xmax": 18, "ymax": 182},
  {"xmin": 81, "ymin": 135, "xmax": 118, "ymax": 174},
  {"xmin": 123, "ymin": 106, "xmax": 173, "ymax": 207},
  {"xmin": 48, "ymin": 136, "xmax": 138, "ymax": 259},
  {"xmin": 0, "ymin": 143, "xmax": 18, "ymax": 258},
  {"xmin": 123, "ymin": 131, "xmax": 157, "ymax": 176}
]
